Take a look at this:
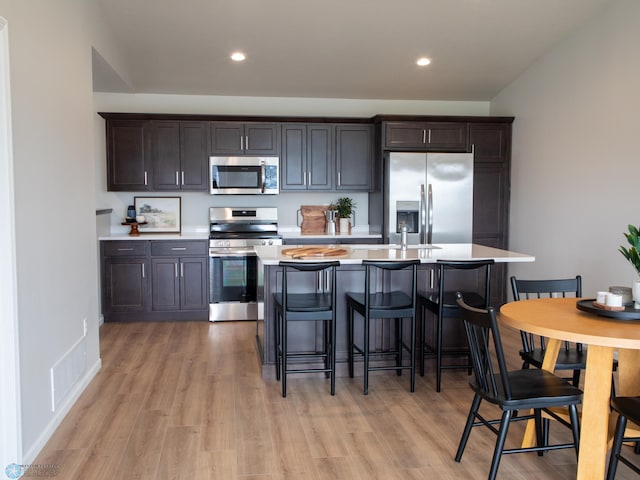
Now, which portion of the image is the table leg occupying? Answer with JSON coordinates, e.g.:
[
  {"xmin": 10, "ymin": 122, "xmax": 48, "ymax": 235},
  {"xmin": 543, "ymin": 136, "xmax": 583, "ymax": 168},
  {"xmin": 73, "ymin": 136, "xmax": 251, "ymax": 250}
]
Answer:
[
  {"xmin": 521, "ymin": 338, "xmax": 561, "ymax": 447},
  {"xmin": 617, "ymin": 349, "xmax": 640, "ymax": 395},
  {"xmin": 576, "ymin": 345, "xmax": 614, "ymax": 480}
]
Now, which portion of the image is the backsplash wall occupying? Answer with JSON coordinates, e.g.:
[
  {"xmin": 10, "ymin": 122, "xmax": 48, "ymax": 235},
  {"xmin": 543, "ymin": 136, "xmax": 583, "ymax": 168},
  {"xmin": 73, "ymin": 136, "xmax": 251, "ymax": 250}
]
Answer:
[{"xmin": 106, "ymin": 191, "xmax": 370, "ymax": 233}]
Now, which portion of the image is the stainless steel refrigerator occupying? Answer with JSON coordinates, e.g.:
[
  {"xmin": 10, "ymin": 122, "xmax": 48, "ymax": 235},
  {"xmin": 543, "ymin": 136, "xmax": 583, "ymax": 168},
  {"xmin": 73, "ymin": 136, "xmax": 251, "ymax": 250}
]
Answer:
[{"xmin": 385, "ymin": 152, "xmax": 474, "ymax": 245}]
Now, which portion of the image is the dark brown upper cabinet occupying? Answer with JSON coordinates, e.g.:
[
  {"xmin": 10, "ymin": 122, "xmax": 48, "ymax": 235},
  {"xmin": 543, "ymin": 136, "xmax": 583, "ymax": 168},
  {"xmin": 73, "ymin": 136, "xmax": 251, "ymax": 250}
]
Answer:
[
  {"xmin": 281, "ymin": 124, "xmax": 333, "ymax": 191},
  {"xmin": 210, "ymin": 122, "xmax": 280, "ymax": 155},
  {"xmin": 152, "ymin": 121, "xmax": 209, "ymax": 191},
  {"xmin": 384, "ymin": 121, "xmax": 468, "ymax": 151},
  {"xmin": 106, "ymin": 120, "xmax": 152, "ymax": 191},
  {"xmin": 335, "ymin": 124, "xmax": 373, "ymax": 191}
]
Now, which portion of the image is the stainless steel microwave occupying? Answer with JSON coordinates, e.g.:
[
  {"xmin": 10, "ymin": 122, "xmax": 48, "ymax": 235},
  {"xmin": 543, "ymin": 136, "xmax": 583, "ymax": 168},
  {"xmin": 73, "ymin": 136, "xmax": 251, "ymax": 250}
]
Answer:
[{"xmin": 209, "ymin": 156, "xmax": 279, "ymax": 194}]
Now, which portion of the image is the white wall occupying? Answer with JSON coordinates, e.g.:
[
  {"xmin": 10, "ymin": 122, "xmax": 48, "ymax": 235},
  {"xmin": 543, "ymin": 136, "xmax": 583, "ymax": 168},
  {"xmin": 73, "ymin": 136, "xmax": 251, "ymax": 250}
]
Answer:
[
  {"xmin": 3, "ymin": 0, "xmax": 101, "ymax": 461},
  {"xmin": 93, "ymin": 92, "xmax": 490, "ymax": 231},
  {"xmin": 491, "ymin": 0, "xmax": 640, "ymax": 297}
]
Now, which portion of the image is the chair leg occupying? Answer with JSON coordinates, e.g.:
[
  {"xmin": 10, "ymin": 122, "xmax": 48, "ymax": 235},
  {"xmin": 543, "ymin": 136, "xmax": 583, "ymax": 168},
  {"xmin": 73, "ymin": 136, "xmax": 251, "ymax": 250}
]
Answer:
[
  {"xmin": 607, "ymin": 413, "xmax": 628, "ymax": 480},
  {"xmin": 488, "ymin": 410, "xmax": 512, "ymax": 480},
  {"xmin": 534, "ymin": 409, "xmax": 545, "ymax": 457},
  {"xmin": 572, "ymin": 369, "xmax": 581, "ymax": 387},
  {"xmin": 568, "ymin": 404, "xmax": 580, "ymax": 459},
  {"xmin": 455, "ymin": 394, "xmax": 482, "ymax": 462}
]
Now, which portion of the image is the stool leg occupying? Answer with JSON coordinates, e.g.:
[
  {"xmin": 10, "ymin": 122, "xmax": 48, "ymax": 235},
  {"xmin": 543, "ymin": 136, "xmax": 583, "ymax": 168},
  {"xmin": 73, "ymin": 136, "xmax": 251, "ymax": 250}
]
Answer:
[
  {"xmin": 436, "ymin": 311, "xmax": 443, "ymax": 392},
  {"xmin": 282, "ymin": 312, "xmax": 287, "ymax": 398},
  {"xmin": 348, "ymin": 302, "xmax": 354, "ymax": 378},
  {"xmin": 323, "ymin": 318, "xmax": 330, "ymax": 378},
  {"xmin": 396, "ymin": 318, "xmax": 402, "ymax": 376},
  {"xmin": 275, "ymin": 309, "xmax": 281, "ymax": 381},
  {"xmin": 364, "ymin": 313, "xmax": 370, "ymax": 395},
  {"xmin": 410, "ymin": 312, "xmax": 416, "ymax": 392},
  {"xmin": 330, "ymin": 314, "xmax": 336, "ymax": 396},
  {"xmin": 419, "ymin": 302, "xmax": 426, "ymax": 377}
]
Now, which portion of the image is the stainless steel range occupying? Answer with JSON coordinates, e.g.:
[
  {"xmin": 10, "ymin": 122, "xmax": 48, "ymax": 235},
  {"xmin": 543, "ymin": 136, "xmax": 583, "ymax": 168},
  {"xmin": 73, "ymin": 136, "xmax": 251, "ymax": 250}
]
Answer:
[{"xmin": 208, "ymin": 207, "xmax": 282, "ymax": 321}]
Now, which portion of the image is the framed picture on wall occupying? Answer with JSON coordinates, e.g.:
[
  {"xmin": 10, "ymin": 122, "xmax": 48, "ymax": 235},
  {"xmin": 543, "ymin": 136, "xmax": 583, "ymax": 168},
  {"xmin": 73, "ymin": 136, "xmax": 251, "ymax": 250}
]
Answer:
[{"xmin": 134, "ymin": 196, "xmax": 181, "ymax": 234}]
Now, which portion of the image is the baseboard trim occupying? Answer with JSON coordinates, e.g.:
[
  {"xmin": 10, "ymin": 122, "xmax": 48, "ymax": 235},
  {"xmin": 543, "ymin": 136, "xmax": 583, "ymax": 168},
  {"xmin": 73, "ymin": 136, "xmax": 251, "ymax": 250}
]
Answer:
[{"xmin": 22, "ymin": 357, "xmax": 102, "ymax": 464}]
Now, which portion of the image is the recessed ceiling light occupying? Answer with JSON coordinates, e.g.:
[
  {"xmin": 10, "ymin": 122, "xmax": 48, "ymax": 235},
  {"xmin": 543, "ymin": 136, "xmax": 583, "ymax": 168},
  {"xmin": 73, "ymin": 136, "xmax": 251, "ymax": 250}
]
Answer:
[
  {"xmin": 230, "ymin": 52, "xmax": 246, "ymax": 62},
  {"xmin": 416, "ymin": 57, "xmax": 431, "ymax": 66}
]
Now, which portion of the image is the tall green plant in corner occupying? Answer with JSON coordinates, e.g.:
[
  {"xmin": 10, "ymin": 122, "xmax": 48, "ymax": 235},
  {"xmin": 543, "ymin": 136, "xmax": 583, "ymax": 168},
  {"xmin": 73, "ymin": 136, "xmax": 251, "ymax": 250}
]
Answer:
[{"xmin": 619, "ymin": 224, "xmax": 640, "ymax": 277}]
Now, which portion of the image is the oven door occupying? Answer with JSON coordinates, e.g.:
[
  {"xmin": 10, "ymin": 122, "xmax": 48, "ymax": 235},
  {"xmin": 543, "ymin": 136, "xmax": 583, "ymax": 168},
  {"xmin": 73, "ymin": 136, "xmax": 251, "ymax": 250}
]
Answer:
[
  {"xmin": 210, "ymin": 157, "xmax": 279, "ymax": 194},
  {"xmin": 209, "ymin": 249, "xmax": 258, "ymax": 321}
]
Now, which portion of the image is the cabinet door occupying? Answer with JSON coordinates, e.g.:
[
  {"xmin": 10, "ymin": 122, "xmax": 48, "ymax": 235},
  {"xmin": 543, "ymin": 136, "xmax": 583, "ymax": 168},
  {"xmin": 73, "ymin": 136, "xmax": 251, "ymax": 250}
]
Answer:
[
  {"xmin": 210, "ymin": 122, "xmax": 244, "ymax": 154},
  {"xmin": 106, "ymin": 120, "xmax": 152, "ymax": 191},
  {"xmin": 307, "ymin": 125, "xmax": 333, "ymax": 190},
  {"xmin": 383, "ymin": 121, "xmax": 468, "ymax": 151},
  {"xmin": 151, "ymin": 257, "xmax": 180, "ymax": 311},
  {"xmin": 245, "ymin": 123, "xmax": 279, "ymax": 155},
  {"xmin": 335, "ymin": 125, "xmax": 372, "ymax": 191},
  {"xmin": 103, "ymin": 257, "xmax": 150, "ymax": 313},
  {"xmin": 180, "ymin": 257, "xmax": 208, "ymax": 310},
  {"xmin": 180, "ymin": 121, "xmax": 209, "ymax": 190},
  {"xmin": 469, "ymin": 123, "xmax": 510, "ymax": 165},
  {"xmin": 152, "ymin": 121, "xmax": 181, "ymax": 190},
  {"xmin": 281, "ymin": 124, "xmax": 307, "ymax": 190}
]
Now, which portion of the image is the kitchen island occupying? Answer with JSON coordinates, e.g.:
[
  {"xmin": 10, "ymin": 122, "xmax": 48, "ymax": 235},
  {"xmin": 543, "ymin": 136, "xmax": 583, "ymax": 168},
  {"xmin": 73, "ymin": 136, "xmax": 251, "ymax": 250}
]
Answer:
[{"xmin": 254, "ymin": 243, "xmax": 534, "ymax": 378}]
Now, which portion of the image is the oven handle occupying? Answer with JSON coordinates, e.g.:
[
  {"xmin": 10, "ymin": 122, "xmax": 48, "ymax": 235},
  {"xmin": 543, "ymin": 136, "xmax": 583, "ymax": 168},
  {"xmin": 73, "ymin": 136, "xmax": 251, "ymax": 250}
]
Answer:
[{"xmin": 209, "ymin": 249, "xmax": 257, "ymax": 257}]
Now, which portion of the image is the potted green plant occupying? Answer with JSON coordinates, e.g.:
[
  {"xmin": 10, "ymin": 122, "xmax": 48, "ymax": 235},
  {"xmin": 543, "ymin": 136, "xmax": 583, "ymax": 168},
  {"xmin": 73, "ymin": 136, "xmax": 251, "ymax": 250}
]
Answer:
[
  {"xmin": 620, "ymin": 224, "xmax": 640, "ymax": 308},
  {"xmin": 331, "ymin": 197, "xmax": 356, "ymax": 233}
]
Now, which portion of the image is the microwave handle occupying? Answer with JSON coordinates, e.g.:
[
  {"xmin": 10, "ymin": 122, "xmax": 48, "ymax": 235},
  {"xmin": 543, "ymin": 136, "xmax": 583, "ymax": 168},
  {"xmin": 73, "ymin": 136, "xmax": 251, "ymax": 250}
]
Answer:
[{"xmin": 260, "ymin": 161, "xmax": 266, "ymax": 194}]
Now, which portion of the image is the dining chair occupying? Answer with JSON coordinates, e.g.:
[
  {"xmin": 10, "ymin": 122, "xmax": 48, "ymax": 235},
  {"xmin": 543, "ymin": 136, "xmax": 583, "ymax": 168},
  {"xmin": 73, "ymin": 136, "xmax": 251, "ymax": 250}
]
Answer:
[
  {"xmin": 346, "ymin": 259, "xmax": 419, "ymax": 395},
  {"xmin": 454, "ymin": 292, "xmax": 582, "ymax": 480},
  {"xmin": 418, "ymin": 259, "xmax": 494, "ymax": 392},
  {"xmin": 510, "ymin": 276, "xmax": 586, "ymax": 386},
  {"xmin": 607, "ymin": 396, "xmax": 640, "ymax": 479},
  {"xmin": 274, "ymin": 261, "xmax": 339, "ymax": 397}
]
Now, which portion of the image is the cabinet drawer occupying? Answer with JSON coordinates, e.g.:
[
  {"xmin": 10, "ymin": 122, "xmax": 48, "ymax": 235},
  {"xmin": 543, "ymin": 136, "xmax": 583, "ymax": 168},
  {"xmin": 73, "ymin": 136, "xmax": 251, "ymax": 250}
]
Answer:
[
  {"xmin": 150, "ymin": 240, "xmax": 207, "ymax": 256},
  {"xmin": 102, "ymin": 240, "xmax": 149, "ymax": 257}
]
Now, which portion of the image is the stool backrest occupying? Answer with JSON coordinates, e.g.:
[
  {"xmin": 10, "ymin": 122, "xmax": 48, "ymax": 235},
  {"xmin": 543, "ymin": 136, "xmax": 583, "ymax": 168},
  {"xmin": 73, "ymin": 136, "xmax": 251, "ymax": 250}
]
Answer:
[
  {"xmin": 436, "ymin": 259, "xmax": 494, "ymax": 309},
  {"xmin": 362, "ymin": 259, "xmax": 420, "ymax": 309}
]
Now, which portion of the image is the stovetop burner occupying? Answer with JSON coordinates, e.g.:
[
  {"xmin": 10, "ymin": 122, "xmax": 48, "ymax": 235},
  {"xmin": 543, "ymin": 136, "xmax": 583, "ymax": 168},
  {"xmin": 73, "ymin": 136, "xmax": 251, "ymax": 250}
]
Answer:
[{"xmin": 208, "ymin": 206, "xmax": 282, "ymax": 247}]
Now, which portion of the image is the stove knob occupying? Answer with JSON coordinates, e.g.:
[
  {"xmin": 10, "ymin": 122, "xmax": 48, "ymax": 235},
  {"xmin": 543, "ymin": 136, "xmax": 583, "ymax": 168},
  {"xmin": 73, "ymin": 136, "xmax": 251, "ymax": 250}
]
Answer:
[{"xmin": 268, "ymin": 240, "xmax": 274, "ymax": 245}]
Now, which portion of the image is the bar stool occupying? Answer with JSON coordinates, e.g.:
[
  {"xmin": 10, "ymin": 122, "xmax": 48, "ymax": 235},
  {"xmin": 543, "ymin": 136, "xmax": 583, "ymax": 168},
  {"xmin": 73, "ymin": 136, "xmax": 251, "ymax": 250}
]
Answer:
[
  {"xmin": 346, "ymin": 259, "xmax": 420, "ymax": 395},
  {"xmin": 274, "ymin": 261, "xmax": 339, "ymax": 398},
  {"xmin": 418, "ymin": 259, "xmax": 494, "ymax": 392}
]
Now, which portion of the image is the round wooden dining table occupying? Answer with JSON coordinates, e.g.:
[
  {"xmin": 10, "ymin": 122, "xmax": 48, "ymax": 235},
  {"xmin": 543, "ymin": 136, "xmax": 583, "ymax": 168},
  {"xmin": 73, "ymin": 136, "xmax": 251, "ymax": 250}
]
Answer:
[{"xmin": 500, "ymin": 297, "xmax": 640, "ymax": 480}]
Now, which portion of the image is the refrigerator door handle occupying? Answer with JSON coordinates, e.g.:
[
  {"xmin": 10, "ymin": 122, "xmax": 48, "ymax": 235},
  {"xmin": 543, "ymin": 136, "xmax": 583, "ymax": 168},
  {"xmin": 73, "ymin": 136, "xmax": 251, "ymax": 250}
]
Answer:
[
  {"xmin": 427, "ymin": 183, "xmax": 433, "ymax": 244},
  {"xmin": 420, "ymin": 184, "xmax": 427, "ymax": 244}
]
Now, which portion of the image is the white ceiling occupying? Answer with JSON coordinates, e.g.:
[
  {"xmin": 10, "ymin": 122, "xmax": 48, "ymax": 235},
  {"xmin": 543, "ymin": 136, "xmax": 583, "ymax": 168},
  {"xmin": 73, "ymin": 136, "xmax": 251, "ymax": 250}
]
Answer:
[{"xmin": 94, "ymin": 0, "xmax": 612, "ymax": 101}]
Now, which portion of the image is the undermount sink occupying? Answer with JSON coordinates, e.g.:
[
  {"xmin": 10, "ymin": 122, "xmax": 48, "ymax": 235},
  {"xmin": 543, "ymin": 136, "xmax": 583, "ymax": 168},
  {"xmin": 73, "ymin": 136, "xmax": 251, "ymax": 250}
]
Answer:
[{"xmin": 351, "ymin": 244, "xmax": 441, "ymax": 250}]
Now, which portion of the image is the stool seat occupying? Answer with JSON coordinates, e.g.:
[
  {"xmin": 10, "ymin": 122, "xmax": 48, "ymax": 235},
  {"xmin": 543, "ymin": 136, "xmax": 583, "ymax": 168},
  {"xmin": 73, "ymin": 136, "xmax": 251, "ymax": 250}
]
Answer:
[
  {"xmin": 274, "ymin": 261, "xmax": 339, "ymax": 398},
  {"xmin": 347, "ymin": 259, "xmax": 419, "ymax": 395}
]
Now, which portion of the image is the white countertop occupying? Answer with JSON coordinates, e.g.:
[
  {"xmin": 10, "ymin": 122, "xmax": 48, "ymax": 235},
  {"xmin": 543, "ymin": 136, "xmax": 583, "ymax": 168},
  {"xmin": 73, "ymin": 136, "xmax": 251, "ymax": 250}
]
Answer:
[
  {"xmin": 255, "ymin": 243, "xmax": 535, "ymax": 265},
  {"xmin": 278, "ymin": 225, "xmax": 381, "ymax": 240}
]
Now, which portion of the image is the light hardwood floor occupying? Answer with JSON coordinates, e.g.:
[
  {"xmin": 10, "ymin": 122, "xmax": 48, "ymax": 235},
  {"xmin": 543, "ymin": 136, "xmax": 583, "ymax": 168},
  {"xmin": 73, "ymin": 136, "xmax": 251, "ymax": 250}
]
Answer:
[{"xmin": 32, "ymin": 320, "xmax": 635, "ymax": 479}]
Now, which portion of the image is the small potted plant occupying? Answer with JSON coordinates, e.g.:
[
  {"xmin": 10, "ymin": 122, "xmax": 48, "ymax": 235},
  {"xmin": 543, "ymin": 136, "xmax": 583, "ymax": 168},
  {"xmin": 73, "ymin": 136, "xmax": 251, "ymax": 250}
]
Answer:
[
  {"xmin": 619, "ymin": 224, "xmax": 640, "ymax": 308},
  {"xmin": 332, "ymin": 197, "xmax": 356, "ymax": 233}
]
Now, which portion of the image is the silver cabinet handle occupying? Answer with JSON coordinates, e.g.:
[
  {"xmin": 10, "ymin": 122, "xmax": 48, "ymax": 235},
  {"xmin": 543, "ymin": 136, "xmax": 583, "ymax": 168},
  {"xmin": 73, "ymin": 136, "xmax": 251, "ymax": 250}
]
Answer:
[
  {"xmin": 171, "ymin": 247, "xmax": 187, "ymax": 251},
  {"xmin": 117, "ymin": 248, "xmax": 133, "ymax": 251},
  {"xmin": 180, "ymin": 263, "xmax": 184, "ymax": 278},
  {"xmin": 240, "ymin": 136, "xmax": 243, "ymax": 150},
  {"xmin": 308, "ymin": 171, "xmax": 311, "ymax": 185},
  {"xmin": 422, "ymin": 129, "xmax": 426, "ymax": 144},
  {"xmin": 428, "ymin": 129, "xmax": 432, "ymax": 143},
  {"xmin": 175, "ymin": 171, "xmax": 179, "ymax": 185},
  {"xmin": 181, "ymin": 171, "xmax": 185, "ymax": 185},
  {"xmin": 338, "ymin": 172, "xmax": 341, "ymax": 186},
  {"xmin": 142, "ymin": 264, "xmax": 145, "ymax": 278},
  {"xmin": 303, "ymin": 171, "xmax": 307, "ymax": 186},
  {"xmin": 245, "ymin": 135, "xmax": 249, "ymax": 150},
  {"xmin": 175, "ymin": 263, "xmax": 178, "ymax": 277},
  {"xmin": 144, "ymin": 171, "xmax": 148, "ymax": 185}
]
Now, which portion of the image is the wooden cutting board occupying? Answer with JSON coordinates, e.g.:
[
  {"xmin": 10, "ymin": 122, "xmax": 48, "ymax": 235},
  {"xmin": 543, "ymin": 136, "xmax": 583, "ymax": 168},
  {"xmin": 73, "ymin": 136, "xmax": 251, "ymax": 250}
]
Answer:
[
  {"xmin": 281, "ymin": 247, "xmax": 348, "ymax": 259},
  {"xmin": 300, "ymin": 205, "xmax": 328, "ymax": 234}
]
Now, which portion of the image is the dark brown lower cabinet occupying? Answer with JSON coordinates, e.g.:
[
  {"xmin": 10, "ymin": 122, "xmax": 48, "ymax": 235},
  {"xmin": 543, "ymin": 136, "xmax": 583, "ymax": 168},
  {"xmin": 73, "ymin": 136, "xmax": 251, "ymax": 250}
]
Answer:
[{"xmin": 101, "ymin": 240, "xmax": 208, "ymax": 322}]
